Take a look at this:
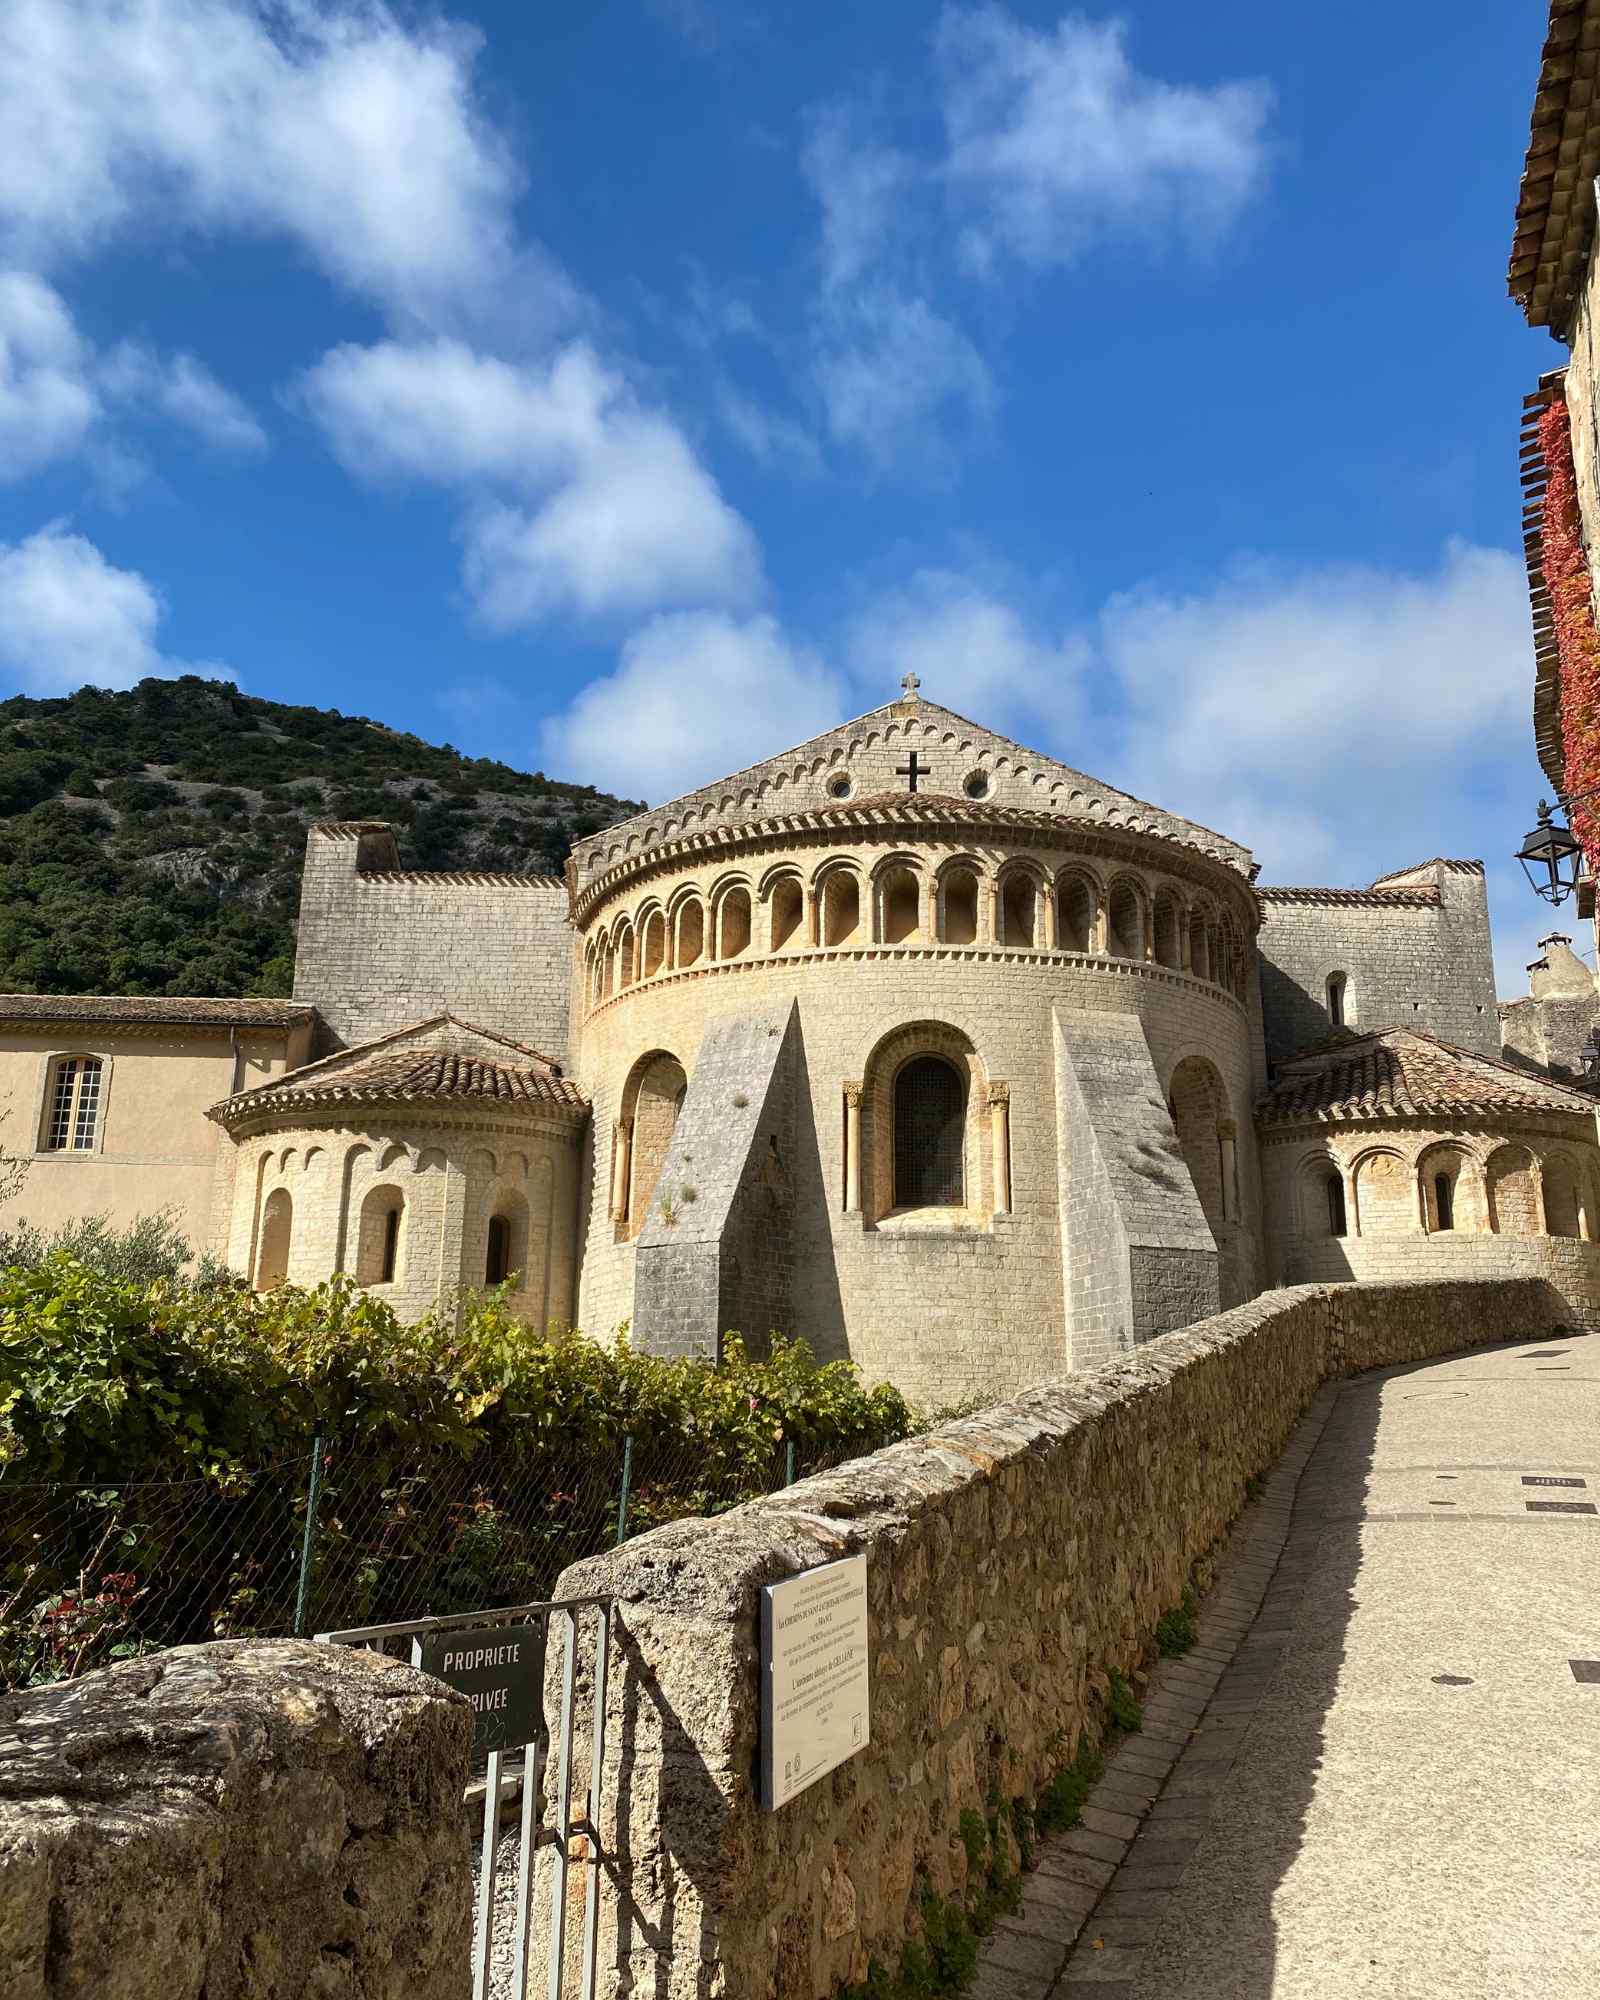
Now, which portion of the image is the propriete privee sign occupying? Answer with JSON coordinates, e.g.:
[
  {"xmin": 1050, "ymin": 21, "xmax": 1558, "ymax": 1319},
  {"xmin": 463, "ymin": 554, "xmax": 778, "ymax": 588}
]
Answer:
[
  {"xmin": 760, "ymin": 1554, "xmax": 870, "ymax": 1810},
  {"xmin": 419, "ymin": 1622, "xmax": 546, "ymax": 1757}
]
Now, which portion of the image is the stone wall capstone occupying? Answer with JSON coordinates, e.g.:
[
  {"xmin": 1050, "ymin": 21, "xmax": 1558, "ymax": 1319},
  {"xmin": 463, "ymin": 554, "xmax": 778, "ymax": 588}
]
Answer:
[
  {"xmin": 546, "ymin": 1276, "xmax": 1568, "ymax": 1999},
  {"xmin": 0, "ymin": 1639, "xmax": 473, "ymax": 2000}
]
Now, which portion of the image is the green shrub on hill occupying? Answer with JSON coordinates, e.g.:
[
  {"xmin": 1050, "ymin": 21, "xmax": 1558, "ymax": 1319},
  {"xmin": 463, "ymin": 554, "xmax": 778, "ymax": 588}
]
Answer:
[{"xmin": 0, "ymin": 675, "xmax": 640, "ymax": 997}]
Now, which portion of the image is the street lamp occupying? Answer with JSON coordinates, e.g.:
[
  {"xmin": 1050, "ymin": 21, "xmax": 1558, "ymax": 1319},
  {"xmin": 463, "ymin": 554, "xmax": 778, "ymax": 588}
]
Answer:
[{"xmin": 1516, "ymin": 799, "xmax": 1585, "ymax": 904}]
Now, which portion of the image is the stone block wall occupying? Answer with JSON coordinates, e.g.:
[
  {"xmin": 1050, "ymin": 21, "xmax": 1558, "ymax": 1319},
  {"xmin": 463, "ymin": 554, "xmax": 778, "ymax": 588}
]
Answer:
[
  {"xmin": 550, "ymin": 1275, "xmax": 1564, "ymax": 1999},
  {"xmin": 1258, "ymin": 862, "xmax": 1499, "ymax": 1067},
  {"xmin": 1052, "ymin": 1006, "xmax": 1218, "ymax": 1368},
  {"xmin": 574, "ymin": 940, "xmax": 1260, "ymax": 1406},
  {"xmin": 293, "ymin": 823, "xmax": 573, "ymax": 1061},
  {"xmin": 0, "ymin": 1639, "xmax": 472, "ymax": 2000}
]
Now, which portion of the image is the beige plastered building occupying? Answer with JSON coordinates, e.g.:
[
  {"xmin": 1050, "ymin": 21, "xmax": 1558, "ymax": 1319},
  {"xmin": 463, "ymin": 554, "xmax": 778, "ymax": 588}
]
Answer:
[{"xmin": 5, "ymin": 688, "xmax": 1600, "ymax": 1402}]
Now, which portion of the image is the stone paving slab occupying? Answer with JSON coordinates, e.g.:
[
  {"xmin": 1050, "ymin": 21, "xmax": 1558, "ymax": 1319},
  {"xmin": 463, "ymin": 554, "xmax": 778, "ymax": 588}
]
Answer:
[{"xmin": 970, "ymin": 1334, "xmax": 1600, "ymax": 1999}]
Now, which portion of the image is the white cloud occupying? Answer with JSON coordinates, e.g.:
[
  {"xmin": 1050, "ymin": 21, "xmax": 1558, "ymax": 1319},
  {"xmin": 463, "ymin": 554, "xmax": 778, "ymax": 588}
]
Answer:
[
  {"xmin": 539, "ymin": 611, "xmax": 846, "ymax": 802},
  {"xmin": 1096, "ymin": 540, "xmax": 1547, "ymax": 994},
  {"xmin": 0, "ymin": 524, "xmax": 223, "ymax": 693},
  {"xmin": 0, "ymin": 272, "xmax": 98, "ymax": 480},
  {"xmin": 847, "ymin": 568, "xmax": 1089, "ymax": 737},
  {"xmin": 936, "ymin": 5, "xmax": 1273, "ymax": 275},
  {"xmin": 802, "ymin": 106, "xmax": 994, "ymax": 469},
  {"xmin": 0, "ymin": 0, "xmax": 553, "ymax": 330},
  {"xmin": 100, "ymin": 342, "xmax": 267, "ymax": 453},
  {"xmin": 299, "ymin": 337, "xmax": 762, "ymax": 623}
]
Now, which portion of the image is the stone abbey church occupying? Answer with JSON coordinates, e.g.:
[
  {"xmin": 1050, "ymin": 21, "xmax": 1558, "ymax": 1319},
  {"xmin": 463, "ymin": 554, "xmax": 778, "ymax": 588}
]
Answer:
[{"xmin": 5, "ymin": 684, "xmax": 1600, "ymax": 1404}]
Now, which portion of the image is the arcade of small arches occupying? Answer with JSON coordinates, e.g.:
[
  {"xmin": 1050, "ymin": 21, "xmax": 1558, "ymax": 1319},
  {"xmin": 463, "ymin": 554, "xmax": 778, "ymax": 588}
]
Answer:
[
  {"xmin": 582, "ymin": 854, "xmax": 1253, "ymax": 1013},
  {"xmin": 1290, "ymin": 1134, "xmax": 1600, "ymax": 1243},
  {"xmin": 242, "ymin": 1132, "xmax": 562, "ymax": 1307}
]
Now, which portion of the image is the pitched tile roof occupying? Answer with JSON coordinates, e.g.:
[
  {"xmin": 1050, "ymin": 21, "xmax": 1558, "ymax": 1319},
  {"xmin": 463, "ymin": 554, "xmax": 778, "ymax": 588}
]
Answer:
[
  {"xmin": 0, "ymin": 994, "xmax": 316, "ymax": 1030},
  {"xmin": 1509, "ymin": 1, "xmax": 1600, "ymax": 332},
  {"xmin": 210, "ymin": 1014, "xmax": 587, "ymax": 1127},
  {"xmin": 1257, "ymin": 1027, "xmax": 1600, "ymax": 1126}
]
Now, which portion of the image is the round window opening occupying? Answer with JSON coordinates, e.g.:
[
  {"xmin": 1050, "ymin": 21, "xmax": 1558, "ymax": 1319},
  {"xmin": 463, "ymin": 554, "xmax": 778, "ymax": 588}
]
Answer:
[
  {"xmin": 826, "ymin": 771, "xmax": 854, "ymax": 800},
  {"xmin": 963, "ymin": 769, "xmax": 991, "ymax": 800}
]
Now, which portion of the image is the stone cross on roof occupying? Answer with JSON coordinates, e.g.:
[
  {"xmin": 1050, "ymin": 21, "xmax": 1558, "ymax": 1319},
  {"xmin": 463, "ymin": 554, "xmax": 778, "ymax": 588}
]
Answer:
[{"xmin": 900, "ymin": 671, "xmax": 921, "ymax": 698}]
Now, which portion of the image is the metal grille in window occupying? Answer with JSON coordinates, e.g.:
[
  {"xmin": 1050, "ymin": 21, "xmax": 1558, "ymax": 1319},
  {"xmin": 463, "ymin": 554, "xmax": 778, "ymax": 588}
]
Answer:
[{"xmin": 894, "ymin": 1056, "xmax": 965, "ymax": 1207}]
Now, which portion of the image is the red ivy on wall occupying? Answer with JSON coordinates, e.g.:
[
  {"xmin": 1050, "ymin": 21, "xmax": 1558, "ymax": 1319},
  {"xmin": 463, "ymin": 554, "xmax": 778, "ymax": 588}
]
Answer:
[{"xmin": 1539, "ymin": 396, "xmax": 1600, "ymax": 865}]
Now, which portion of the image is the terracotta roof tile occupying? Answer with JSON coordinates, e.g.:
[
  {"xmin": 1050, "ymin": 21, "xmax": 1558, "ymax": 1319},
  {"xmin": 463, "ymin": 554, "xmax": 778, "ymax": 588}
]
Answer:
[
  {"xmin": 0, "ymin": 994, "xmax": 316, "ymax": 1030},
  {"xmin": 210, "ymin": 1014, "xmax": 587, "ymax": 1127},
  {"xmin": 1257, "ymin": 885, "xmax": 1441, "ymax": 910},
  {"xmin": 1510, "ymin": 1, "xmax": 1600, "ymax": 332},
  {"xmin": 1257, "ymin": 1027, "xmax": 1599, "ymax": 1125}
]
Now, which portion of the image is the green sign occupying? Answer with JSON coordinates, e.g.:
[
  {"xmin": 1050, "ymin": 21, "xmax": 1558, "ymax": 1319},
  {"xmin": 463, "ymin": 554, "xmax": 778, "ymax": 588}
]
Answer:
[{"xmin": 419, "ymin": 1622, "xmax": 546, "ymax": 1756}]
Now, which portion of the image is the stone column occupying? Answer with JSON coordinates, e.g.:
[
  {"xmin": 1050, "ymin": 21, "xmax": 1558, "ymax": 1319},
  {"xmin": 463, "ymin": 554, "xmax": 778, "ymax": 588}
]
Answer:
[
  {"xmin": 1040, "ymin": 882, "xmax": 1057, "ymax": 951},
  {"xmin": 921, "ymin": 873, "xmax": 937, "ymax": 943},
  {"xmin": 984, "ymin": 880, "xmax": 1000, "ymax": 946},
  {"xmin": 805, "ymin": 882, "xmax": 820, "ymax": 948},
  {"xmin": 1181, "ymin": 912, "xmax": 1193, "ymax": 972},
  {"xmin": 989, "ymin": 1082, "xmax": 1011, "ymax": 1214},
  {"xmin": 844, "ymin": 1083, "xmax": 863, "ymax": 1211},
  {"xmin": 1218, "ymin": 1120, "xmax": 1238, "ymax": 1223},
  {"xmin": 611, "ymin": 1119, "xmax": 633, "ymax": 1223},
  {"xmin": 1092, "ymin": 902, "xmax": 1108, "ymax": 954}
]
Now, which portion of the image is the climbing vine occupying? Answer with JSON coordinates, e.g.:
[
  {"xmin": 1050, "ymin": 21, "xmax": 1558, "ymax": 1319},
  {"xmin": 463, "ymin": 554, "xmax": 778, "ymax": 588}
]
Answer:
[{"xmin": 1539, "ymin": 396, "xmax": 1600, "ymax": 864}]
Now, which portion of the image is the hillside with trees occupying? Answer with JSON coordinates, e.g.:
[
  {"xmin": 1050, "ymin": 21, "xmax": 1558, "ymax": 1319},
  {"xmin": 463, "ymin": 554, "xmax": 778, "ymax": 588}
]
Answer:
[{"xmin": 0, "ymin": 677, "xmax": 639, "ymax": 997}]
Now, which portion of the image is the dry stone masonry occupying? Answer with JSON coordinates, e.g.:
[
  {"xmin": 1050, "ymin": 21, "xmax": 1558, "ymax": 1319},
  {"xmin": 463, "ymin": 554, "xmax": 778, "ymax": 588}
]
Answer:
[
  {"xmin": 0, "ymin": 1639, "xmax": 473, "ymax": 2000},
  {"xmin": 548, "ymin": 1276, "xmax": 1568, "ymax": 2000}
]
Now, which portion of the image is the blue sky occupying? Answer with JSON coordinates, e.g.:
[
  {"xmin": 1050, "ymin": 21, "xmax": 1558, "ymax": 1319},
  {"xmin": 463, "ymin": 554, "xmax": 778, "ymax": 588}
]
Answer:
[{"xmin": 0, "ymin": 0, "xmax": 1571, "ymax": 990}]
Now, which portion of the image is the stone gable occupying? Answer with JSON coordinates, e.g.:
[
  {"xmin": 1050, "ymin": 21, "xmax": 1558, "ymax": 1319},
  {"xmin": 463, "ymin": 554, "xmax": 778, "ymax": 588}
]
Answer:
[{"xmin": 569, "ymin": 693, "xmax": 1254, "ymax": 882}]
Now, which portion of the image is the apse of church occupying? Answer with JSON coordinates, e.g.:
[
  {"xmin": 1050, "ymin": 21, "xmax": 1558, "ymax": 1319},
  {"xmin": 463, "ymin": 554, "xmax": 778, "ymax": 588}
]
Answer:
[{"xmin": 83, "ymin": 679, "xmax": 1590, "ymax": 1405}]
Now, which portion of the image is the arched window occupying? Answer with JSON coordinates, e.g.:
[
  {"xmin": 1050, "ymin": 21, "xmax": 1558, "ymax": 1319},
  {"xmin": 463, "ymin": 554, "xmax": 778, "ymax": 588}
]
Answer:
[
  {"xmin": 356, "ymin": 1184, "xmax": 405, "ymax": 1285},
  {"xmin": 623, "ymin": 1051, "xmax": 688, "ymax": 1235},
  {"xmin": 821, "ymin": 869, "xmax": 861, "ymax": 946},
  {"xmin": 1326, "ymin": 972, "xmax": 1347, "ymax": 1028},
  {"xmin": 893, "ymin": 1056, "xmax": 966, "ymax": 1208},
  {"xmin": 486, "ymin": 1214, "xmax": 511, "ymax": 1285},
  {"xmin": 1058, "ymin": 876, "xmax": 1095, "ymax": 953},
  {"xmin": 641, "ymin": 911, "xmax": 666, "ymax": 978},
  {"xmin": 256, "ymin": 1187, "xmax": 292, "ymax": 1290},
  {"xmin": 770, "ymin": 876, "xmax": 804, "ymax": 951},
  {"xmin": 616, "ymin": 925, "xmax": 635, "ymax": 988},
  {"xmin": 42, "ymin": 1054, "xmax": 105, "ymax": 1151},
  {"xmin": 879, "ymin": 864, "xmax": 921, "ymax": 944},
  {"xmin": 1151, "ymin": 891, "xmax": 1181, "ymax": 969},
  {"xmin": 1000, "ymin": 872, "xmax": 1036, "ymax": 948},
  {"xmin": 1433, "ymin": 1172, "xmax": 1454, "ymax": 1232},
  {"xmin": 940, "ymin": 866, "xmax": 979, "ymax": 945},
  {"xmin": 1107, "ymin": 880, "xmax": 1143, "ymax": 960},
  {"xmin": 675, "ymin": 897, "xmax": 704, "ymax": 968},
  {"xmin": 1326, "ymin": 1172, "xmax": 1347, "ymax": 1237},
  {"xmin": 1420, "ymin": 1145, "xmax": 1477, "ymax": 1233},
  {"xmin": 717, "ymin": 886, "xmax": 752, "ymax": 959}
]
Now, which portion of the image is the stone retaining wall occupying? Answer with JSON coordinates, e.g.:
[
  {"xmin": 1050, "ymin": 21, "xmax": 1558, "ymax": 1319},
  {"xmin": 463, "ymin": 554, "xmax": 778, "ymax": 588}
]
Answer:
[
  {"xmin": 550, "ymin": 1276, "xmax": 1568, "ymax": 1999},
  {"xmin": 0, "ymin": 1639, "xmax": 473, "ymax": 2000}
]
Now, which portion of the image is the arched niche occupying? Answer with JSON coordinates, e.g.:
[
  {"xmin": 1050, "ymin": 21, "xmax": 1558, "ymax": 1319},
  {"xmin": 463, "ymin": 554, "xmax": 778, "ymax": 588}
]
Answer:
[
  {"xmin": 1486, "ymin": 1143, "xmax": 1541, "ymax": 1236},
  {"xmin": 621, "ymin": 1049, "xmax": 688, "ymax": 1236},
  {"xmin": 256, "ymin": 1187, "xmax": 293, "ymax": 1291}
]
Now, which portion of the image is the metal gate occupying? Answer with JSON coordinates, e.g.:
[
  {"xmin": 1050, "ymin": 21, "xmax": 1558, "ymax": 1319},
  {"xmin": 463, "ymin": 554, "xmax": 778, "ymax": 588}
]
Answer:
[{"xmin": 319, "ymin": 1595, "xmax": 613, "ymax": 2000}]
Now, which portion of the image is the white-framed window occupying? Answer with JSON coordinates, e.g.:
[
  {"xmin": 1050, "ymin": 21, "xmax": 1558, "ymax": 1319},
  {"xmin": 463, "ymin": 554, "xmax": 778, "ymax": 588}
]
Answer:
[{"xmin": 41, "ymin": 1055, "xmax": 105, "ymax": 1152}]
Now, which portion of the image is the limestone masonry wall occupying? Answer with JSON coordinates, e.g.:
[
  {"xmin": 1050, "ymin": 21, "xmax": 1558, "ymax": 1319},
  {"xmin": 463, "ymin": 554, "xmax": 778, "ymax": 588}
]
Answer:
[
  {"xmin": 0, "ymin": 1638, "xmax": 472, "ymax": 2000},
  {"xmin": 294, "ymin": 824, "xmax": 573, "ymax": 1061},
  {"xmin": 1257, "ymin": 863, "xmax": 1499, "ymax": 1067},
  {"xmin": 552, "ymin": 1276, "xmax": 1567, "ymax": 1999}
]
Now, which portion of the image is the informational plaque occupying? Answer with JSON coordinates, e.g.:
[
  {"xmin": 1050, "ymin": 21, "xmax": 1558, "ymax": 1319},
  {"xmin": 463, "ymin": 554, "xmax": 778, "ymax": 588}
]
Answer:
[
  {"xmin": 760, "ymin": 1554, "xmax": 870, "ymax": 1809},
  {"xmin": 419, "ymin": 1622, "xmax": 546, "ymax": 1756}
]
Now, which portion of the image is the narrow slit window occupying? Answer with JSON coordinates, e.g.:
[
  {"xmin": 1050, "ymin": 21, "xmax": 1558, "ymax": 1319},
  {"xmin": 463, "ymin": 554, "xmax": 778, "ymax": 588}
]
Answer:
[
  {"xmin": 1326, "ymin": 1173, "xmax": 1347, "ymax": 1237},
  {"xmin": 381, "ymin": 1205, "xmax": 400, "ymax": 1284},
  {"xmin": 1434, "ymin": 1172, "xmax": 1454, "ymax": 1232},
  {"xmin": 1326, "ymin": 972, "xmax": 1347, "ymax": 1027},
  {"xmin": 486, "ymin": 1214, "xmax": 511, "ymax": 1286}
]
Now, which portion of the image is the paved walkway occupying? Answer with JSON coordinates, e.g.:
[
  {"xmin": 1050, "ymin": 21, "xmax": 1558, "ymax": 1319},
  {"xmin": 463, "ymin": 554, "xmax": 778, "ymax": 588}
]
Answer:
[{"xmin": 974, "ymin": 1333, "xmax": 1600, "ymax": 1999}]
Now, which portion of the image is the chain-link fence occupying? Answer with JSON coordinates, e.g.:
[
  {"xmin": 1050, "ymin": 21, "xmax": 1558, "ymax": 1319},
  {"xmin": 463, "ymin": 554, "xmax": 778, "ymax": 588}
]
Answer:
[{"xmin": 0, "ymin": 1430, "xmax": 865, "ymax": 1691}]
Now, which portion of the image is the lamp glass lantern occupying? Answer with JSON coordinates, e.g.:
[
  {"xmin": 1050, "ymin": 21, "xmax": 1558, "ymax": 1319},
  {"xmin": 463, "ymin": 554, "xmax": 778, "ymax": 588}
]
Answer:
[{"xmin": 1517, "ymin": 800, "xmax": 1584, "ymax": 904}]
